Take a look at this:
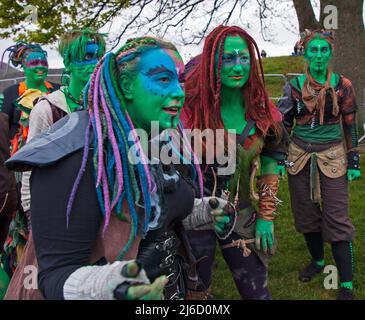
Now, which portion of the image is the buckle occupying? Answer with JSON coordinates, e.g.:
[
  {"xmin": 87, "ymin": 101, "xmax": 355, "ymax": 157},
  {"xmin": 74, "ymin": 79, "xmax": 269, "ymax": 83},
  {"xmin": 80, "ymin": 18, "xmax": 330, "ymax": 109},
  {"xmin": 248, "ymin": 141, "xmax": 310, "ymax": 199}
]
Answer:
[
  {"xmin": 159, "ymin": 254, "xmax": 175, "ymax": 268},
  {"xmin": 162, "ymin": 237, "xmax": 174, "ymax": 250},
  {"xmin": 155, "ymin": 236, "xmax": 175, "ymax": 251}
]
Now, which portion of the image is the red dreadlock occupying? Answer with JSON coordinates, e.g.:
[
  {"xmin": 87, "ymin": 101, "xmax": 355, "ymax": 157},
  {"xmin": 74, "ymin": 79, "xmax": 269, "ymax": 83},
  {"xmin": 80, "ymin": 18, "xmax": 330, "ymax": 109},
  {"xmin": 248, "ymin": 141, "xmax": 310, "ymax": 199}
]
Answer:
[{"xmin": 182, "ymin": 25, "xmax": 281, "ymax": 139}]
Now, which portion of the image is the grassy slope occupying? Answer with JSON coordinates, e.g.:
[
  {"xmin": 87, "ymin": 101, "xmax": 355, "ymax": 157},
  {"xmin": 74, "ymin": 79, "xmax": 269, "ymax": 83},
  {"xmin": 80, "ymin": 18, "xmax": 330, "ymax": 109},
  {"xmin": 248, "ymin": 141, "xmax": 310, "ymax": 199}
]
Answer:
[{"xmin": 211, "ymin": 55, "xmax": 365, "ymax": 300}]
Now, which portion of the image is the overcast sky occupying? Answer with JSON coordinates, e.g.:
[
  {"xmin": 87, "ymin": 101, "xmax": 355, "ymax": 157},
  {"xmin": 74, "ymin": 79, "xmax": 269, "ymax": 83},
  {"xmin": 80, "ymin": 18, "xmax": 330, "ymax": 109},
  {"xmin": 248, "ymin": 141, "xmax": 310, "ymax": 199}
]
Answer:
[{"xmin": 0, "ymin": 0, "xmax": 364, "ymax": 69}]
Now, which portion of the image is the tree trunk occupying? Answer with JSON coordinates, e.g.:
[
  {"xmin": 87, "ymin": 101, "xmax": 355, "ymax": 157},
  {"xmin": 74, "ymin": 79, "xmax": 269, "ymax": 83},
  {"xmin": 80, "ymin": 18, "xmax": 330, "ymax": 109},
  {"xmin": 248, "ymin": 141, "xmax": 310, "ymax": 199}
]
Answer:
[
  {"xmin": 331, "ymin": 0, "xmax": 365, "ymax": 135},
  {"xmin": 292, "ymin": 0, "xmax": 321, "ymax": 32}
]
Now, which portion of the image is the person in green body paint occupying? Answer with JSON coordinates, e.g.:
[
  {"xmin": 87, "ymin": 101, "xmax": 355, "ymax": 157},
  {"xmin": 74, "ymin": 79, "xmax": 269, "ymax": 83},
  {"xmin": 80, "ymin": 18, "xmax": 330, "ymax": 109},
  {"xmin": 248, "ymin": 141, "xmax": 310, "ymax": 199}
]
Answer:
[
  {"xmin": 1, "ymin": 42, "xmax": 60, "ymax": 152},
  {"xmin": 181, "ymin": 25, "xmax": 288, "ymax": 299},
  {"xmin": 20, "ymin": 29, "xmax": 107, "ymax": 231},
  {"xmin": 0, "ymin": 43, "xmax": 59, "ymax": 294},
  {"xmin": 217, "ymin": 35, "xmax": 281, "ymax": 248},
  {"xmin": 1, "ymin": 29, "xmax": 107, "ymax": 300},
  {"xmin": 4, "ymin": 36, "xmax": 204, "ymax": 301},
  {"xmin": 278, "ymin": 30, "xmax": 360, "ymax": 300}
]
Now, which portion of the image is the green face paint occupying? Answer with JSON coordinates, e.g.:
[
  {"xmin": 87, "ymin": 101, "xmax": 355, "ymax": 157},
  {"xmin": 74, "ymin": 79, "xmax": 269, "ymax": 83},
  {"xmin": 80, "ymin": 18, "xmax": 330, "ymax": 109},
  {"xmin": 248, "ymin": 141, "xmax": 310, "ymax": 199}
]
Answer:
[
  {"xmin": 125, "ymin": 48, "xmax": 185, "ymax": 132},
  {"xmin": 23, "ymin": 51, "xmax": 49, "ymax": 87},
  {"xmin": 64, "ymin": 39, "xmax": 104, "ymax": 111},
  {"xmin": 215, "ymin": 36, "xmax": 251, "ymax": 89},
  {"xmin": 69, "ymin": 62, "xmax": 97, "ymax": 85},
  {"xmin": 68, "ymin": 41, "xmax": 100, "ymax": 84},
  {"xmin": 305, "ymin": 37, "xmax": 333, "ymax": 76}
]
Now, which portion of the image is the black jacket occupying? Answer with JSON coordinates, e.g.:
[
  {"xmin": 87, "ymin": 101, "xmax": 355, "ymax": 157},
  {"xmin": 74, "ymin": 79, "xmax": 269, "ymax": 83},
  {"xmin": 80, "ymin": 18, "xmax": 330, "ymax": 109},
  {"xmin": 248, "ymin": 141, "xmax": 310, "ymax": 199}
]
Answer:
[{"xmin": 1, "ymin": 82, "xmax": 60, "ymax": 140}]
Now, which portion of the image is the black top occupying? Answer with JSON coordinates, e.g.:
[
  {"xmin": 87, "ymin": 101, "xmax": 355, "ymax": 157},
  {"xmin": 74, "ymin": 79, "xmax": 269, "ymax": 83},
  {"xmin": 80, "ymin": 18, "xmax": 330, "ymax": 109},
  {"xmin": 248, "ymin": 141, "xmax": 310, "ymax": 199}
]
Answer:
[
  {"xmin": 1, "ymin": 82, "xmax": 60, "ymax": 140},
  {"xmin": 31, "ymin": 150, "xmax": 195, "ymax": 299},
  {"xmin": 6, "ymin": 111, "xmax": 196, "ymax": 299},
  {"xmin": 0, "ymin": 112, "xmax": 16, "ymax": 194}
]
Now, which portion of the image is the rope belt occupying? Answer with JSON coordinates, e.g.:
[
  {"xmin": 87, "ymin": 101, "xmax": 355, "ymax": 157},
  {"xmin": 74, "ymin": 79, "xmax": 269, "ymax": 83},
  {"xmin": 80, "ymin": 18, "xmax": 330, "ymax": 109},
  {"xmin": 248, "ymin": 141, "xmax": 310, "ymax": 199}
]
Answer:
[{"xmin": 221, "ymin": 238, "xmax": 256, "ymax": 257}]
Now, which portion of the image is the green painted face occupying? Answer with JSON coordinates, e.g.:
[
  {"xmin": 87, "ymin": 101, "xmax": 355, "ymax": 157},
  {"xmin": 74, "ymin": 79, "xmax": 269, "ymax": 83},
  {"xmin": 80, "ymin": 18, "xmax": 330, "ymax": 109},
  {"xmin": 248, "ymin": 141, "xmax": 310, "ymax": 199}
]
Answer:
[
  {"xmin": 68, "ymin": 42, "xmax": 100, "ymax": 84},
  {"xmin": 23, "ymin": 51, "xmax": 49, "ymax": 85},
  {"xmin": 123, "ymin": 48, "xmax": 185, "ymax": 132},
  {"xmin": 69, "ymin": 62, "xmax": 97, "ymax": 85},
  {"xmin": 304, "ymin": 37, "xmax": 333, "ymax": 74},
  {"xmin": 215, "ymin": 36, "xmax": 250, "ymax": 89}
]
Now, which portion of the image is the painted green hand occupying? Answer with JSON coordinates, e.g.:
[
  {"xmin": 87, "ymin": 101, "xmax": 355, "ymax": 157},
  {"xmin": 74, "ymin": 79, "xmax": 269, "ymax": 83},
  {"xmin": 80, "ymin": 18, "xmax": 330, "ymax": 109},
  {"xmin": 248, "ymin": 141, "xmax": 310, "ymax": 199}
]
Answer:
[
  {"xmin": 124, "ymin": 261, "xmax": 168, "ymax": 300},
  {"xmin": 255, "ymin": 218, "xmax": 274, "ymax": 254},
  {"xmin": 347, "ymin": 169, "xmax": 361, "ymax": 181},
  {"xmin": 211, "ymin": 208, "xmax": 230, "ymax": 235}
]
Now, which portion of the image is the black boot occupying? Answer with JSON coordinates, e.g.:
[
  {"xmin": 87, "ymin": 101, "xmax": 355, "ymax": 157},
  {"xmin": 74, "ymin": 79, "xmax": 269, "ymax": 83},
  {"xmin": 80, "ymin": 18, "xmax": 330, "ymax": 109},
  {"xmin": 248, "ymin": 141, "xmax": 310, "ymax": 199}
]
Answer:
[
  {"xmin": 337, "ymin": 287, "xmax": 354, "ymax": 300},
  {"xmin": 299, "ymin": 260, "xmax": 324, "ymax": 282}
]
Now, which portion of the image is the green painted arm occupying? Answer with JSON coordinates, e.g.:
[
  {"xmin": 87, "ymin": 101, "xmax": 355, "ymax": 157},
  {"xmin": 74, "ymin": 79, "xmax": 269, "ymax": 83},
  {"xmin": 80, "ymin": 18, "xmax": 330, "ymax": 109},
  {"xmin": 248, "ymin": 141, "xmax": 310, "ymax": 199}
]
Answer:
[
  {"xmin": 260, "ymin": 155, "xmax": 280, "ymax": 175},
  {"xmin": 347, "ymin": 169, "xmax": 361, "ymax": 181}
]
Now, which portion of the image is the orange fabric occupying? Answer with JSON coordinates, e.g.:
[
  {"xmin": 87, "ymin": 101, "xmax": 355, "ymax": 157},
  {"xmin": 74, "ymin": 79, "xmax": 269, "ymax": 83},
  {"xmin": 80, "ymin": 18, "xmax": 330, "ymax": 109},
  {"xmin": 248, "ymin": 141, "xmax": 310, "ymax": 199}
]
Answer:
[
  {"xmin": 11, "ymin": 81, "xmax": 54, "ymax": 155},
  {"xmin": 18, "ymin": 82, "xmax": 27, "ymax": 96},
  {"xmin": 17, "ymin": 81, "xmax": 54, "ymax": 96}
]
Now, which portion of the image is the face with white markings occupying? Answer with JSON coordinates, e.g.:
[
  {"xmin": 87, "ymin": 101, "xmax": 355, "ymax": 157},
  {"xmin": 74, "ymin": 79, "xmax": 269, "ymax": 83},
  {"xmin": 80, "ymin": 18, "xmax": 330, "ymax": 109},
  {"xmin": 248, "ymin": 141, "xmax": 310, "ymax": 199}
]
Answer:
[{"xmin": 215, "ymin": 36, "xmax": 251, "ymax": 89}]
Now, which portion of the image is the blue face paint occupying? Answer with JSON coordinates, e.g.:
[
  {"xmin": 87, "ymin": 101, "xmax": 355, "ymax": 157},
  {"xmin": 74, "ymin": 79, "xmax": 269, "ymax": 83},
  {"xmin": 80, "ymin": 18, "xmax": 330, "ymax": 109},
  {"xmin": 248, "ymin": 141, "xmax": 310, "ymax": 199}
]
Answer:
[
  {"xmin": 140, "ymin": 49, "xmax": 184, "ymax": 99},
  {"xmin": 126, "ymin": 48, "xmax": 185, "ymax": 132},
  {"xmin": 222, "ymin": 51, "xmax": 250, "ymax": 68},
  {"xmin": 216, "ymin": 36, "xmax": 251, "ymax": 89},
  {"xmin": 73, "ymin": 43, "xmax": 100, "ymax": 66},
  {"xmin": 24, "ymin": 52, "xmax": 48, "ymax": 68}
]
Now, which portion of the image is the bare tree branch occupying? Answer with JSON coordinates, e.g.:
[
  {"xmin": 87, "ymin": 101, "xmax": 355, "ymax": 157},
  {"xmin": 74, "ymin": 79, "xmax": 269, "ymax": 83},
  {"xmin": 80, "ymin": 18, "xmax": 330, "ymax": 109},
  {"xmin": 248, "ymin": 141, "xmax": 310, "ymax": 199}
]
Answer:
[{"xmin": 110, "ymin": 0, "xmax": 153, "ymax": 50}]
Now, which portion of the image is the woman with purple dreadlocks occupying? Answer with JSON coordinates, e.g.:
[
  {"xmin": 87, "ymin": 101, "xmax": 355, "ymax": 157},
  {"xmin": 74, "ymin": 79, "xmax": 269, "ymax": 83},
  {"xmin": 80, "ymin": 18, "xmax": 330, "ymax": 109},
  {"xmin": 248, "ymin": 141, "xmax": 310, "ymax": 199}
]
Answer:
[{"xmin": 6, "ymin": 36, "xmax": 206, "ymax": 300}]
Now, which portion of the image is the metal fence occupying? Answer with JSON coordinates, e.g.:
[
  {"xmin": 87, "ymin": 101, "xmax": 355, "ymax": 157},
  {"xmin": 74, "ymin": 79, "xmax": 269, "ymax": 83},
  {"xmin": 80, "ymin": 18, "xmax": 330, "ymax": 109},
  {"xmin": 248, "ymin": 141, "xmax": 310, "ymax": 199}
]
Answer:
[
  {"xmin": 265, "ymin": 73, "xmax": 303, "ymax": 101},
  {"xmin": 0, "ymin": 74, "xmax": 63, "ymax": 92}
]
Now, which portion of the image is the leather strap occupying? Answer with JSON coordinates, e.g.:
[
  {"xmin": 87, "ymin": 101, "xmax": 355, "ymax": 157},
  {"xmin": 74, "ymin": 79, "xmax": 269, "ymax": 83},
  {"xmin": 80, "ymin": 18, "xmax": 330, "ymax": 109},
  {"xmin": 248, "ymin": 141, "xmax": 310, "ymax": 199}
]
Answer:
[{"xmin": 237, "ymin": 119, "xmax": 255, "ymax": 146}]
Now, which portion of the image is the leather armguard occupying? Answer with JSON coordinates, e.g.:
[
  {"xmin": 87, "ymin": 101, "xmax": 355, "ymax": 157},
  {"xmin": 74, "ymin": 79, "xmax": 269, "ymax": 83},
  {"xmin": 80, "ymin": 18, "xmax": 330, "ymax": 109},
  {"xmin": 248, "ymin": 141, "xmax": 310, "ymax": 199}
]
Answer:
[{"xmin": 256, "ymin": 174, "xmax": 280, "ymax": 221}]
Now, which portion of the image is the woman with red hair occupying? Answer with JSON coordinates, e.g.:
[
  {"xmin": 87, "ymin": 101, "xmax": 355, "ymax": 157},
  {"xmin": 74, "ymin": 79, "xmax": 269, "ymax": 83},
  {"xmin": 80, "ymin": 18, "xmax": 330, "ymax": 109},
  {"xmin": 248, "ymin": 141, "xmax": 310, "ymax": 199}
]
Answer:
[{"xmin": 181, "ymin": 25, "xmax": 288, "ymax": 299}]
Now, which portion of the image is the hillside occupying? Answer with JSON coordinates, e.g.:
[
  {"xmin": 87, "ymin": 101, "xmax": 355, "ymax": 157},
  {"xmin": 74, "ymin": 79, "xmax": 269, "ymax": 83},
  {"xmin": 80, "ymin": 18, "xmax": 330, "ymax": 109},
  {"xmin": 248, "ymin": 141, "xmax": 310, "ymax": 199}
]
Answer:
[{"xmin": 262, "ymin": 55, "xmax": 305, "ymax": 100}]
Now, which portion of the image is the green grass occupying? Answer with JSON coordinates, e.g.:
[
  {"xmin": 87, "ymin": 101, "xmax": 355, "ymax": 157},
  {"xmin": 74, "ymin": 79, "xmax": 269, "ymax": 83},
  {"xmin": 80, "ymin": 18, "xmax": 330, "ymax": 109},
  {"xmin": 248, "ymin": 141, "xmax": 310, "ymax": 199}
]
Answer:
[
  {"xmin": 262, "ymin": 55, "xmax": 305, "ymax": 100},
  {"xmin": 212, "ymin": 156, "xmax": 365, "ymax": 300},
  {"xmin": 211, "ymin": 55, "xmax": 365, "ymax": 300}
]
